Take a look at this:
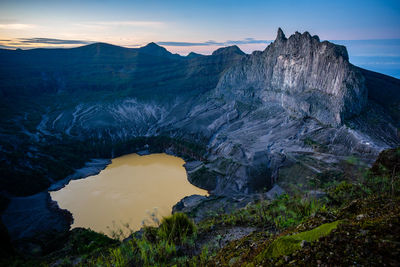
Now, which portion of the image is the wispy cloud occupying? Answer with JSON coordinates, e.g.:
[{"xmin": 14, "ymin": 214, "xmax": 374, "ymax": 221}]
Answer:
[
  {"xmin": 157, "ymin": 38, "xmax": 270, "ymax": 47},
  {"xmin": 156, "ymin": 41, "xmax": 221, "ymax": 46},
  {"xmin": 96, "ymin": 21, "xmax": 164, "ymax": 27},
  {"xmin": 0, "ymin": 37, "xmax": 93, "ymax": 50},
  {"xmin": 227, "ymin": 38, "xmax": 272, "ymax": 45},
  {"xmin": 17, "ymin": 37, "xmax": 93, "ymax": 45},
  {"xmin": 76, "ymin": 20, "xmax": 165, "ymax": 29},
  {"xmin": 0, "ymin": 23, "xmax": 36, "ymax": 30}
]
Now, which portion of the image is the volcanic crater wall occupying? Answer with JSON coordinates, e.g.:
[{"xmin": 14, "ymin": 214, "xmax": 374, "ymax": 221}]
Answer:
[{"xmin": 0, "ymin": 28, "xmax": 399, "ymax": 197}]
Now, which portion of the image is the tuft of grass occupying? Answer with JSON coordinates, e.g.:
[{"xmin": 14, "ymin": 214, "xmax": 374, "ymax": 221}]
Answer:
[
  {"xmin": 198, "ymin": 193, "xmax": 326, "ymax": 232},
  {"xmin": 83, "ymin": 213, "xmax": 197, "ymax": 266},
  {"xmin": 158, "ymin": 212, "xmax": 197, "ymax": 246}
]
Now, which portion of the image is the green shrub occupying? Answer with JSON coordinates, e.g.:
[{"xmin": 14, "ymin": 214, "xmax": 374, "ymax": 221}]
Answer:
[{"xmin": 158, "ymin": 213, "xmax": 197, "ymax": 245}]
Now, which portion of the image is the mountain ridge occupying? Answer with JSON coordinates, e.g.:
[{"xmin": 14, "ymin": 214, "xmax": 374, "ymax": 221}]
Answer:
[{"xmin": 0, "ymin": 28, "xmax": 399, "ymax": 195}]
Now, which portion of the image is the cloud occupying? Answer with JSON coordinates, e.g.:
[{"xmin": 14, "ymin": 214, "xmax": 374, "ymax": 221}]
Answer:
[
  {"xmin": 0, "ymin": 45, "xmax": 13, "ymax": 49},
  {"xmin": 0, "ymin": 19, "xmax": 17, "ymax": 23},
  {"xmin": 99, "ymin": 21, "xmax": 164, "ymax": 27},
  {"xmin": 226, "ymin": 38, "xmax": 272, "ymax": 45},
  {"xmin": 157, "ymin": 38, "xmax": 271, "ymax": 47},
  {"xmin": 156, "ymin": 41, "xmax": 222, "ymax": 46},
  {"xmin": 79, "ymin": 20, "xmax": 165, "ymax": 29},
  {"xmin": 4, "ymin": 42, "xmax": 24, "ymax": 46},
  {"xmin": 17, "ymin": 38, "xmax": 93, "ymax": 45},
  {"xmin": 0, "ymin": 37, "xmax": 93, "ymax": 49},
  {"xmin": 0, "ymin": 23, "xmax": 36, "ymax": 30}
]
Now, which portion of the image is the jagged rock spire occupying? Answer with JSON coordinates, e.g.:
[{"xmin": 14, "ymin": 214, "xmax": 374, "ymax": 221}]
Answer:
[{"xmin": 276, "ymin": 27, "xmax": 287, "ymax": 42}]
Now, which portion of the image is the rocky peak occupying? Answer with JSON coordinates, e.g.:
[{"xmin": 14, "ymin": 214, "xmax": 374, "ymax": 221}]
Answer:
[
  {"xmin": 139, "ymin": 42, "xmax": 172, "ymax": 57},
  {"xmin": 142, "ymin": 42, "xmax": 162, "ymax": 49},
  {"xmin": 187, "ymin": 52, "xmax": 203, "ymax": 59},
  {"xmin": 276, "ymin": 27, "xmax": 287, "ymax": 43},
  {"xmin": 216, "ymin": 28, "xmax": 367, "ymax": 126},
  {"xmin": 212, "ymin": 45, "xmax": 245, "ymax": 56},
  {"xmin": 272, "ymin": 29, "xmax": 349, "ymax": 62}
]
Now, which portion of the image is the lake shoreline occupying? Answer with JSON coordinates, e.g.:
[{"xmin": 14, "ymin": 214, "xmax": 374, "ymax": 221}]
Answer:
[
  {"xmin": 2, "ymin": 151, "xmax": 210, "ymax": 251},
  {"xmin": 51, "ymin": 153, "xmax": 208, "ymax": 236},
  {"xmin": 2, "ymin": 157, "xmax": 112, "ymax": 243},
  {"xmin": 48, "ymin": 158, "xmax": 112, "ymax": 192}
]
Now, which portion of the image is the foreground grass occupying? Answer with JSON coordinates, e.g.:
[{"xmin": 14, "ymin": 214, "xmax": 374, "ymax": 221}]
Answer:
[{"xmin": 2, "ymin": 148, "xmax": 400, "ymax": 266}]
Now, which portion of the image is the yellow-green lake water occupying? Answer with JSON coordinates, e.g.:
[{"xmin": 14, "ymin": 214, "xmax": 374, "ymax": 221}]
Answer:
[{"xmin": 50, "ymin": 153, "xmax": 207, "ymax": 237}]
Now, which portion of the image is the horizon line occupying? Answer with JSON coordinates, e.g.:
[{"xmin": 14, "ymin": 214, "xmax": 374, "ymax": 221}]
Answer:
[{"xmin": 1, "ymin": 37, "xmax": 400, "ymax": 55}]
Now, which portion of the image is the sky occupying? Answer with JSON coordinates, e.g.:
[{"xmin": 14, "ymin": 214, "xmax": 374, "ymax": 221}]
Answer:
[{"xmin": 0, "ymin": 0, "xmax": 400, "ymax": 77}]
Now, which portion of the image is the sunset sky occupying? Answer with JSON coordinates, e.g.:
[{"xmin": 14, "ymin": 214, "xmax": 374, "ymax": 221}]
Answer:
[{"xmin": 1, "ymin": 0, "xmax": 399, "ymax": 76}]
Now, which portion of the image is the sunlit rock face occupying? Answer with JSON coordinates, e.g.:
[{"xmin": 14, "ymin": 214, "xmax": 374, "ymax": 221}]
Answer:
[
  {"xmin": 0, "ymin": 28, "xmax": 399, "ymax": 197},
  {"xmin": 215, "ymin": 28, "xmax": 367, "ymax": 126}
]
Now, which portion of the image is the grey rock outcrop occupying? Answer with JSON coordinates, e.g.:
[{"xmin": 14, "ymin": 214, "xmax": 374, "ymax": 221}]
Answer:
[
  {"xmin": 265, "ymin": 184, "xmax": 285, "ymax": 200},
  {"xmin": 215, "ymin": 28, "xmax": 367, "ymax": 126}
]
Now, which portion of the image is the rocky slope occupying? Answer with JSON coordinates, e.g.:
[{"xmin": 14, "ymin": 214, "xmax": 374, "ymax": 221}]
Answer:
[
  {"xmin": 1, "ymin": 29, "xmax": 399, "ymax": 195},
  {"xmin": 167, "ymin": 29, "xmax": 398, "ymax": 195},
  {"xmin": 1, "ymin": 28, "xmax": 400, "ymax": 244}
]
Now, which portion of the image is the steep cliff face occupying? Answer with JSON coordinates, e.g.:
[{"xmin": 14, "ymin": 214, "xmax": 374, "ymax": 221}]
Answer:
[
  {"xmin": 215, "ymin": 28, "xmax": 367, "ymax": 126},
  {"xmin": 168, "ymin": 29, "xmax": 398, "ymax": 195}
]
